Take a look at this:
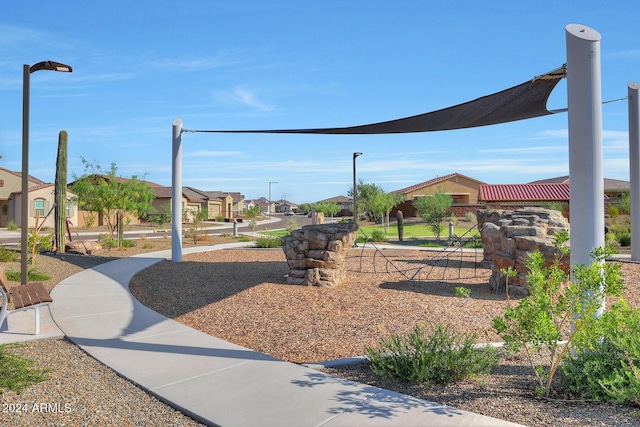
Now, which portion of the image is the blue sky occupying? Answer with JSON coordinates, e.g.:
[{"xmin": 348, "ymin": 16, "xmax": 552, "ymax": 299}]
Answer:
[{"xmin": 1, "ymin": 2, "xmax": 639, "ymax": 204}]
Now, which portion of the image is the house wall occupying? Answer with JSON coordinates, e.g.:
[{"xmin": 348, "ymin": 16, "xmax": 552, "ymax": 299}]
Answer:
[
  {"xmin": 403, "ymin": 176, "xmax": 481, "ymax": 204},
  {"xmin": 10, "ymin": 187, "xmax": 78, "ymax": 228},
  {"xmin": 0, "ymin": 169, "xmax": 46, "ymax": 227}
]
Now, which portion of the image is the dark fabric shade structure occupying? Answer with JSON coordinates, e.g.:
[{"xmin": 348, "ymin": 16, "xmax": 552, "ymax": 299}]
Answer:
[{"xmin": 192, "ymin": 65, "xmax": 566, "ymax": 135}]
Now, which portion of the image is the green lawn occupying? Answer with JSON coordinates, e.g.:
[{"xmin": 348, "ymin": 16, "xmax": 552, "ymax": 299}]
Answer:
[
  {"xmin": 260, "ymin": 222, "xmax": 479, "ymax": 239},
  {"xmin": 358, "ymin": 222, "xmax": 479, "ymax": 239},
  {"xmin": 260, "ymin": 229, "xmax": 289, "ymax": 238}
]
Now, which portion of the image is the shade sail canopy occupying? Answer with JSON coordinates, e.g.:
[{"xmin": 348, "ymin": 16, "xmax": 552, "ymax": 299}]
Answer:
[{"xmin": 192, "ymin": 65, "xmax": 566, "ymax": 135}]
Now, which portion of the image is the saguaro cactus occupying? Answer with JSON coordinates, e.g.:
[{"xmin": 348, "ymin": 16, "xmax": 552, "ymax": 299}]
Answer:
[
  {"xmin": 397, "ymin": 210, "xmax": 404, "ymax": 241},
  {"xmin": 54, "ymin": 130, "xmax": 68, "ymax": 253}
]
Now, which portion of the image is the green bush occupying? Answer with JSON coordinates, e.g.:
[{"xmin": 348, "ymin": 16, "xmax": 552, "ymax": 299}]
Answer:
[
  {"xmin": 368, "ymin": 230, "xmax": 387, "ymax": 242},
  {"xmin": 120, "ymin": 239, "xmax": 136, "ymax": 248},
  {"xmin": 365, "ymin": 323, "xmax": 497, "ymax": 384},
  {"xmin": 562, "ymin": 301, "xmax": 640, "ymax": 405},
  {"xmin": 6, "ymin": 221, "xmax": 18, "ymax": 231},
  {"xmin": 4, "ymin": 269, "xmax": 51, "ymax": 282},
  {"xmin": 492, "ymin": 232, "xmax": 624, "ymax": 397},
  {"xmin": 608, "ymin": 205, "xmax": 620, "ymax": 218},
  {"xmin": 255, "ymin": 236, "xmax": 282, "ymax": 248},
  {"xmin": 0, "ymin": 244, "xmax": 19, "ymax": 262},
  {"xmin": 464, "ymin": 212, "xmax": 477, "ymax": 223},
  {"xmin": 463, "ymin": 236, "xmax": 483, "ymax": 248}
]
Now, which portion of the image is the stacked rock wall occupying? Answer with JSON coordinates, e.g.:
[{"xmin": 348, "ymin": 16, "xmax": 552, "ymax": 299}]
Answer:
[
  {"xmin": 282, "ymin": 223, "xmax": 358, "ymax": 287},
  {"xmin": 477, "ymin": 207, "xmax": 570, "ymax": 295}
]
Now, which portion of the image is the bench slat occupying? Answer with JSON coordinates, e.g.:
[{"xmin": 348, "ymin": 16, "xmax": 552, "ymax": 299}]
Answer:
[
  {"xmin": 31, "ymin": 283, "xmax": 53, "ymax": 304},
  {"xmin": 10, "ymin": 283, "xmax": 52, "ymax": 309}
]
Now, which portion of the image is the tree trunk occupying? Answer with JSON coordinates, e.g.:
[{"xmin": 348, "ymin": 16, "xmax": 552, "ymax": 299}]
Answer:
[{"xmin": 54, "ymin": 130, "xmax": 68, "ymax": 253}]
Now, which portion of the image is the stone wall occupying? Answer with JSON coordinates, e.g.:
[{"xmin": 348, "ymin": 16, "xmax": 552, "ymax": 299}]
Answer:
[
  {"xmin": 477, "ymin": 207, "xmax": 570, "ymax": 295},
  {"xmin": 282, "ymin": 223, "xmax": 358, "ymax": 287}
]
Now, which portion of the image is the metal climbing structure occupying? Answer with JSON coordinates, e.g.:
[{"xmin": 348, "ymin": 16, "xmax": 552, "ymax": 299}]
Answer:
[{"xmin": 346, "ymin": 224, "xmax": 490, "ymax": 283}]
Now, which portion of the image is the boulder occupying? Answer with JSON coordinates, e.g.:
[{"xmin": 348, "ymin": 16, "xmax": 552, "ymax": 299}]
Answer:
[
  {"xmin": 65, "ymin": 240, "xmax": 103, "ymax": 255},
  {"xmin": 282, "ymin": 223, "xmax": 358, "ymax": 287},
  {"xmin": 478, "ymin": 207, "xmax": 569, "ymax": 295}
]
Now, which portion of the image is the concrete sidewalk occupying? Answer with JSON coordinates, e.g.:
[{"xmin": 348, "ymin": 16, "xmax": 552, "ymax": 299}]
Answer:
[{"xmin": 10, "ymin": 243, "xmax": 524, "ymax": 426}]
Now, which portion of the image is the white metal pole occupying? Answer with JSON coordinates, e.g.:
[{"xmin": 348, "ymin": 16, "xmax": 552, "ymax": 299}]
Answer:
[
  {"xmin": 171, "ymin": 118, "xmax": 183, "ymax": 262},
  {"xmin": 566, "ymin": 24, "xmax": 605, "ymax": 316},
  {"xmin": 630, "ymin": 82, "xmax": 640, "ymax": 261}
]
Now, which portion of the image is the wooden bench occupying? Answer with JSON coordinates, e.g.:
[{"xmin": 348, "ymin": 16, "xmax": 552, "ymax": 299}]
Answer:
[{"xmin": 0, "ymin": 267, "xmax": 53, "ymax": 335}]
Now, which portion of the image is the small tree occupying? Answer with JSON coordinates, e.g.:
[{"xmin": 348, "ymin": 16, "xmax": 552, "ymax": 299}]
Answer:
[
  {"xmin": 185, "ymin": 208, "xmax": 208, "ymax": 244},
  {"xmin": 492, "ymin": 231, "xmax": 624, "ymax": 397},
  {"xmin": 313, "ymin": 201, "xmax": 340, "ymax": 219},
  {"xmin": 71, "ymin": 159, "xmax": 155, "ymax": 246},
  {"xmin": 369, "ymin": 191, "xmax": 403, "ymax": 232},
  {"xmin": 412, "ymin": 188, "xmax": 452, "ymax": 240},
  {"xmin": 147, "ymin": 204, "xmax": 172, "ymax": 227},
  {"xmin": 244, "ymin": 205, "xmax": 261, "ymax": 219}
]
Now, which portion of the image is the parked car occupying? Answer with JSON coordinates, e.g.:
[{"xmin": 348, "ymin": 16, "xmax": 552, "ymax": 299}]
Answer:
[{"xmin": 285, "ymin": 210, "xmax": 294, "ymax": 216}]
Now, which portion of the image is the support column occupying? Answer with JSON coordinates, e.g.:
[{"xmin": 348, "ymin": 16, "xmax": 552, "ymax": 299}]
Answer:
[
  {"xmin": 566, "ymin": 24, "xmax": 604, "ymax": 315},
  {"xmin": 630, "ymin": 82, "xmax": 640, "ymax": 261},
  {"xmin": 171, "ymin": 118, "xmax": 183, "ymax": 262}
]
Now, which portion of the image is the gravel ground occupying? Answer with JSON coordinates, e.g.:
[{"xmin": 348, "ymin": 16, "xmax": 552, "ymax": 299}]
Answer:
[
  {"xmin": 2, "ymin": 235, "xmax": 640, "ymax": 426},
  {"xmin": 1, "ymin": 237, "xmax": 235, "ymax": 427},
  {"xmin": 130, "ymin": 244, "xmax": 640, "ymax": 427}
]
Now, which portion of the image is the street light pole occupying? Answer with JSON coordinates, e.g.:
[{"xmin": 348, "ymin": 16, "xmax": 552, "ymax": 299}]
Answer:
[
  {"xmin": 268, "ymin": 181, "xmax": 278, "ymax": 217},
  {"xmin": 21, "ymin": 61, "xmax": 72, "ymax": 284},
  {"xmin": 352, "ymin": 152, "xmax": 362, "ymax": 224}
]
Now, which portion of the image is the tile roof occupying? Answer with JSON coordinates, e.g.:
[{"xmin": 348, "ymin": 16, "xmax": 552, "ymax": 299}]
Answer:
[
  {"xmin": 392, "ymin": 173, "xmax": 486, "ymax": 195},
  {"xmin": 317, "ymin": 195, "xmax": 352, "ymax": 204},
  {"xmin": 530, "ymin": 176, "xmax": 630, "ymax": 192},
  {"xmin": 479, "ymin": 183, "xmax": 570, "ymax": 202}
]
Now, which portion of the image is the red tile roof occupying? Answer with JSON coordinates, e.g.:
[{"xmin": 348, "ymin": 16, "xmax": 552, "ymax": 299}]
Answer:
[{"xmin": 479, "ymin": 183, "xmax": 570, "ymax": 202}]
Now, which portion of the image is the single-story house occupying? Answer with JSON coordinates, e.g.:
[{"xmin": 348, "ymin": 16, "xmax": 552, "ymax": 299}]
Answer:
[
  {"xmin": 152, "ymin": 186, "xmax": 244, "ymax": 222},
  {"xmin": 391, "ymin": 172, "xmax": 486, "ymax": 217},
  {"xmin": 246, "ymin": 197, "xmax": 276, "ymax": 214},
  {"xmin": 274, "ymin": 199, "xmax": 299, "ymax": 213}
]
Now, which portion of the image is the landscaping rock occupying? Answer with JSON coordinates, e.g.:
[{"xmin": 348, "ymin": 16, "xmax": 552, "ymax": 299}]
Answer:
[
  {"xmin": 477, "ymin": 207, "xmax": 570, "ymax": 295},
  {"xmin": 65, "ymin": 240, "xmax": 103, "ymax": 255},
  {"xmin": 282, "ymin": 223, "xmax": 358, "ymax": 287}
]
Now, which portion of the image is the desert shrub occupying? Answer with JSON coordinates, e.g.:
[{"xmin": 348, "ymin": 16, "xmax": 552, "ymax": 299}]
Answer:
[
  {"xmin": 463, "ymin": 236, "xmax": 483, "ymax": 248},
  {"xmin": 464, "ymin": 212, "xmax": 477, "ymax": 223},
  {"xmin": 6, "ymin": 221, "xmax": 18, "ymax": 231},
  {"xmin": 492, "ymin": 231, "xmax": 624, "ymax": 397},
  {"xmin": 83, "ymin": 212, "xmax": 96, "ymax": 229},
  {"xmin": 120, "ymin": 239, "xmax": 136, "ymax": 248},
  {"xmin": 98, "ymin": 233, "xmax": 118, "ymax": 249},
  {"xmin": 215, "ymin": 215, "xmax": 224, "ymax": 222},
  {"xmin": 610, "ymin": 223, "xmax": 631, "ymax": 247},
  {"xmin": 562, "ymin": 301, "xmax": 640, "ymax": 405},
  {"xmin": 369, "ymin": 230, "xmax": 387, "ymax": 242},
  {"xmin": 286, "ymin": 219, "xmax": 299, "ymax": 235},
  {"xmin": 255, "ymin": 236, "xmax": 282, "ymax": 248},
  {"xmin": 0, "ymin": 245, "xmax": 19, "ymax": 262},
  {"xmin": 365, "ymin": 323, "xmax": 497, "ymax": 385}
]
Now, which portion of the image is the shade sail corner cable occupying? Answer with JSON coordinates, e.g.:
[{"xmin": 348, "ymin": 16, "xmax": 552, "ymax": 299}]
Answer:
[{"xmin": 189, "ymin": 64, "xmax": 569, "ymax": 135}]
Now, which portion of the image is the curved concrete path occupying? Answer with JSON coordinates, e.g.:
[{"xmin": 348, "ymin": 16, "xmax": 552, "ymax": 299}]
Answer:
[{"xmin": 46, "ymin": 243, "xmax": 524, "ymax": 427}]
